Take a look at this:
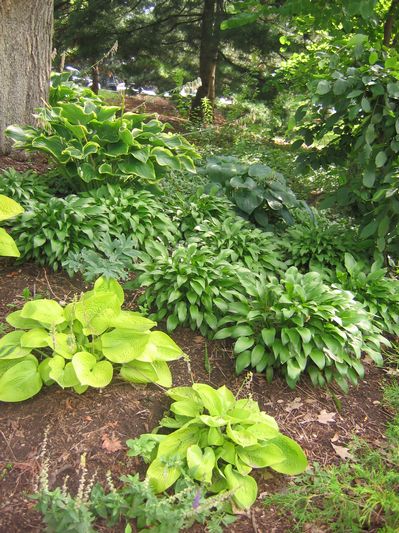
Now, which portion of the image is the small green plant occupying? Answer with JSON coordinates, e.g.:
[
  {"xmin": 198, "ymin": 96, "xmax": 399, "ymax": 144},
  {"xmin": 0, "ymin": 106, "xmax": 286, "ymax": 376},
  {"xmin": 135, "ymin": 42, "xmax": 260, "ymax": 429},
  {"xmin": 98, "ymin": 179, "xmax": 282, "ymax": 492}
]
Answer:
[
  {"xmin": 127, "ymin": 383, "xmax": 307, "ymax": 510},
  {"xmin": 187, "ymin": 216, "xmax": 286, "ymax": 274},
  {"xmin": 6, "ymin": 77, "xmax": 198, "ymax": 191},
  {"xmin": 63, "ymin": 233, "xmax": 139, "ymax": 281},
  {"xmin": 131, "ymin": 242, "xmax": 248, "ymax": 335},
  {"xmin": 201, "ymin": 155, "xmax": 309, "ymax": 229},
  {"xmin": 0, "ymin": 195, "xmax": 24, "ymax": 257},
  {"xmin": 335, "ymin": 253, "xmax": 399, "ymax": 336},
  {"xmin": 0, "ymin": 277, "xmax": 183, "ymax": 402},
  {"xmin": 215, "ymin": 267, "xmax": 387, "ymax": 391},
  {"xmin": 282, "ymin": 216, "xmax": 368, "ymax": 274},
  {"xmin": 0, "ymin": 168, "xmax": 51, "ymax": 207}
]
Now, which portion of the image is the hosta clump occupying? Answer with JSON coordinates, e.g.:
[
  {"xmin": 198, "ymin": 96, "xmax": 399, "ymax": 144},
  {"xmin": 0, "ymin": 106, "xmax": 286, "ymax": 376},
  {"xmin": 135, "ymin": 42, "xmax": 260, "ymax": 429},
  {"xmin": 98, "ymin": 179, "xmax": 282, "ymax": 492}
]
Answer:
[
  {"xmin": 334, "ymin": 254, "xmax": 399, "ymax": 337},
  {"xmin": 282, "ymin": 217, "xmax": 368, "ymax": 274},
  {"xmin": 0, "ymin": 168, "xmax": 51, "ymax": 207},
  {"xmin": 0, "ymin": 277, "xmax": 183, "ymax": 402},
  {"xmin": 127, "ymin": 383, "xmax": 307, "ymax": 510},
  {"xmin": 0, "ymin": 195, "xmax": 24, "ymax": 257},
  {"xmin": 165, "ymin": 189, "xmax": 236, "ymax": 237},
  {"xmin": 6, "ymin": 79, "xmax": 198, "ymax": 191},
  {"xmin": 63, "ymin": 233, "xmax": 138, "ymax": 281},
  {"xmin": 215, "ymin": 267, "xmax": 387, "ymax": 392},
  {"xmin": 85, "ymin": 184, "xmax": 180, "ymax": 247},
  {"xmin": 200, "ymin": 155, "xmax": 309, "ymax": 228},
  {"xmin": 132, "ymin": 242, "xmax": 248, "ymax": 335},
  {"xmin": 187, "ymin": 216, "xmax": 286, "ymax": 274},
  {"xmin": 10, "ymin": 195, "xmax": 109, "ymax": 270}
]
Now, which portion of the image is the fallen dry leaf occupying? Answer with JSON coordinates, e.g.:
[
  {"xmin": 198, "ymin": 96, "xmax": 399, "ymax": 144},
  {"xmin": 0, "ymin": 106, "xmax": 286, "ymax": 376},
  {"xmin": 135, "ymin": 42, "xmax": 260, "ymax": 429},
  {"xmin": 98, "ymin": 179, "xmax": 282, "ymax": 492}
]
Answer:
[
  {"xmin": 284, "ymin": 397, "xmax": 303, "ymax": 412},
  {"xmin": 331, "ymin": 432, "xmax": 340, "ymax": 443},
  {"xmin": 331, "ymin": 443, "xmax": 352, "ymax": 461},
  {"xmin": 102, "ymin": 434, "xmax": 123, "ymax": 453},
  {"xmin": 317, "ymin": 409, "xmax": 336, "ymax": 425}
]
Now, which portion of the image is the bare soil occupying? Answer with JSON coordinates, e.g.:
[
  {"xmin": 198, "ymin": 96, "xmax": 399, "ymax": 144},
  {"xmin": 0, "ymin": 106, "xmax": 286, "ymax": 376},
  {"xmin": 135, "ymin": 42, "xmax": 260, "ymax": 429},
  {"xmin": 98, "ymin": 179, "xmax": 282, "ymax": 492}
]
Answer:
[{"xmin": 0, "ymin": 261, "xmax": 393, "ymax": 533}]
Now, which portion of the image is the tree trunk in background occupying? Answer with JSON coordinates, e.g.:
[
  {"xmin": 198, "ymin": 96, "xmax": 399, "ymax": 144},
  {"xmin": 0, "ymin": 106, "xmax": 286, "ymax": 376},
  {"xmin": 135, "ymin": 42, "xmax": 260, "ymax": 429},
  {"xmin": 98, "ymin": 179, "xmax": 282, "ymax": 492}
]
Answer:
[
  {"xmin": 91, "ymin": 65, "xmax": 100, "ymax": 94},
  {"xmin": 384, "ymin": 0, "xmax": 399, "ymax": 46},
  {"xmin": 191, "ymin": 0, "xmax": 224, "ymax": 121},
  {"xmin": 0, "ymin": 0, "xmax": 53, "ymax": 155}
]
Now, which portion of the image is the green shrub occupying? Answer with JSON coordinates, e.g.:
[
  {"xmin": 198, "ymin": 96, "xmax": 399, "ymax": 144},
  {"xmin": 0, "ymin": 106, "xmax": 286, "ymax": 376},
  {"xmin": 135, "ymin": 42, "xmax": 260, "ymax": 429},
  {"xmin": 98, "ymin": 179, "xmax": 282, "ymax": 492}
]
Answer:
[
  {"xmin": 200, "ymin": 155, "xmax": 310, "ymax": 229},
  {"xmin": 334, "ymin": 253, "xmax": 399, "ymax": 336},
  {"xmin": 165, "ymin": 189, "xmax": 236, "ymax": 237},
  {"xmin": 6, "ymin": 79, "xmax": 198, "ymax": 192},
  {"xmin": 0, "ymin": 195, "xmax": 24, "ymax": 257},
  {"xmin": 131, "ymin": 242, "xmax": 248, "ymax": 335},
  {"xmin": 187, "ymin": 216, "xmax": 286, "ymax": 274},
  {"xmin": 0, "ymin": 168, "xmax": 51, "ymax": 207},
  {"xmin": 0, "ymin": 277, "xmax": 183, "ymax": 402},
  {"xmin": 282, "ymin": 216, "xmax": 368, "ymax": 274},
  {"xmin": 63, "ymin": 233, "xmax": 138, "ymax": 281},
  {"xmin": 11, "ymin": 194, "xmax": 109, "ymax": 270},
  {"xmin": 85, "ymin": 184, "xmax": 180, "ymax": 247},
  {"xmin": 215, "ymin": 267, "xmax": 386, "ymax": 391},
  {"xmin": 127, "ymin": 383, "xmax": 307, "ymax": 510}
]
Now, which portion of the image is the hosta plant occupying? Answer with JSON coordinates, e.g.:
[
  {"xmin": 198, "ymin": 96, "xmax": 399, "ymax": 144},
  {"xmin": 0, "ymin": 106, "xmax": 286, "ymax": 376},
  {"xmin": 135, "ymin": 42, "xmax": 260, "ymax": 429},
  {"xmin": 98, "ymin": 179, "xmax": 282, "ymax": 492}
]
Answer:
[
  {"xmin": 215, "ymin": 267, "xmax": 387, "ymax": 392},
  {"xmin": 0, "ymin": 195, "xmax": 24, "ymax": 257},
  {"xmin": 85, "ymin": 184, "xmax": 180, "ymax": 247},
  {"xmin": 0, "ymin": 277, "xmax": 183, "ymax": 402},
  {"xmin": 187, "ymin": 216, "xmax": 286, "ymax": 274},
  {"xmin": 127, "ymin": 383, "xmax": 307, "ymax": 510},
  {"xmin": 334, "ymin": 253, "xmax": 399, "ymax": 336},
  {"xmin": 131, "ymin": 242, "xmax": 248, "ymax": 335},
  {"xmin": 11, "ymin": 194, "xmax": 109, "ymax": 270},
  {"xmin": 282, "ymin": 216, "xmax": 369, "ymax": 275},
  {"xmin": 0, "ymin": 168, "xmax": 51, "ymax": 207},
  {"xmin": 200, "ymin": 155, "xmax": 310, "ymax": 228},
  {"xmin": 6, "ymin": 83, "xmax": 198, "ymax": 191}
]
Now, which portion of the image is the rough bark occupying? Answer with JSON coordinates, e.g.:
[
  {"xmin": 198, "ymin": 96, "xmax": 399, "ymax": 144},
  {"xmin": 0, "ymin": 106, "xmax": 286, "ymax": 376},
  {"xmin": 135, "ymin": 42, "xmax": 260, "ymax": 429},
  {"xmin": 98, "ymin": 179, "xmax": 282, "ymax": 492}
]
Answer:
[
  {"xmin": 0, "ymin": 0, "xmax": 54, "ymax": 155},
  {"xmin": 191, "ymin": 0, "xmax": 224, "ymax": 121},
  {"xmin": 384, "ymin": 0, "xmax": 399, "ymax": 47},
  {"xmin": 91, "ymin": 65, "xmax": 100, "ymax": 94}
]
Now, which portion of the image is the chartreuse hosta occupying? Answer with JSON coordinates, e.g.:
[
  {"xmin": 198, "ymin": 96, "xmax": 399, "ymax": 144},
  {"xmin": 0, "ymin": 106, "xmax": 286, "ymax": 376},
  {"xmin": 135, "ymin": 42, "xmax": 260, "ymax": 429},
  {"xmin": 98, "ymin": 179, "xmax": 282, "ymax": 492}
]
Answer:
[
  {"xmin": 0, "ymin": 194, "xmax": 24, "ymax": 257},
  {"xmin": 127, "ymin": 384, "xmax": 307, "ymax": 510},
  {"xmin": 0, "ymin": 278, "xmax": 183, "ymax": 402}
]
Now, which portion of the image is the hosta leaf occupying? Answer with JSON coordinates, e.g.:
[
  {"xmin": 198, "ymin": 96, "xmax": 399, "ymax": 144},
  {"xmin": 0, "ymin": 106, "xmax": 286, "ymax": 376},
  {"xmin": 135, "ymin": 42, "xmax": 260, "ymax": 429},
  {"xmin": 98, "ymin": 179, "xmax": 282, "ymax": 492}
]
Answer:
[
  {"xmin": 101, "ymin": 329, "xmax": 150, "ymax": 363},
  {"xmin": 226, "ymin": 424, "xmax": 258, "ymax": 447},
  {"xmin": 170, "ymin": 399, "xmax": 202, "ymax": 417},
  {"xmin": 0, "ymin": 358, "xmax": 42, "ymax": 402},
  {"xmin": 20, "ymin": 328, "xmax": 49, "ymax": 348},
  {"xmin": 237, "ymin": 443, "xmax": 285, "ymax": 468},
  {"xmin": 120, "ymin": 360, "xmax": 172, "ymax": 387},
  {"xmin": 49, "ymin": 355, "xmax": 80, "ymax": 388},
  {"xmin": 261, "ymin": 328, "xmax": 276, "ymax": 346},
  {"xmin": 75, "ymin": 291, "xmax": 121, "ymax": 335},
  {"xmin": 224, "ymin": 465, "xmax": 258, "ymax": 509},
  {"xmin": 48, "ymin": 332, "xmax": 77, "ymax": 359},
  {"xmin": 108, "ymin": 311, "xmax": 156, "ymax": 331},
  {"xmin": 6, "ymin": 310, "xmax": 41, "ymax": 329},
  {"xmin": 187, "ymin": 445, "xmax": 215, "ymax": 484},
  {"xmin": 72, "ymin": 351, "xmax": 113, "ymax": 388},
  {"xmin": 0, "ymin": 331, "xmax": 31, "ymax": 360},
  {"xmin": 192, "ymin": 383, "xmax": 224, "ymax": 415},
  {"xmin": 93, "ymin": 276, "xmax": 124, "ymax": 305},
  {"xmin": 146, "ymin": 457, "xmax": 181, "ymax": 493},
  {"xmin": 268, "ymin": 435, "xmax": 308, "ymax": 475},
  {"xmin": 20, "ymin": 299, "xmax": 65, "ymax": 326},
  {"xmin": 0, "ymin": 195, "xmax": 24, "ymax": 222}
]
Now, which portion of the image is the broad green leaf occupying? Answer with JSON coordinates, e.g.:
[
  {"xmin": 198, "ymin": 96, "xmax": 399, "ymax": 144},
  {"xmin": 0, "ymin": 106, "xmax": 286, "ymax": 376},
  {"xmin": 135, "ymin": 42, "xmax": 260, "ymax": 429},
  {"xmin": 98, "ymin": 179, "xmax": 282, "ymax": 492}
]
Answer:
[
  {"xmin": 261, "ymin": 328, "xmax": 276, "ymax": 346},
  {"xmin": 187, "ymin": 445, "xmax": 215, "ymax": 484},
  {"xmin": 0, "ymin": 359, "xmax": 42, "ymax": 402},
  {"xmin": 234, "ymin": 336, "xmax": 254, "ymax": 354},
  {"xmin": 0, "ymin": 228, "xmax": 20, "ymax": 257},
  {"xmin": 224, "ymin": 465, "xmax": 258, "ymax": 509},
  {"xmin": 20, "ymin": 299, "xmax": 65, "ymax": 326},
  {"xmin": 0, "ymin": 331, "xmax": 31, "ymax": 360},
  {"xmin": 93, "ymin": 277, "xmax": 124, "ymax": 305},
  {"xmin": 375, "ymin": 151, "xmax": 387, "ymax": 168},
  {"xmin": 72, "ymin": 351, "xmax": 113, "ymax": 388},
  {"xmin": 48, "ymin": 332, "xmax": 77, "ymax": 358},
  {"xmin": 170, "ymin": 399, "xmax": 202, "ymax": 417},
  {"xmin": 146, "ymin": 457, "xmax": 181, "ymax": 493},
  {"xmin": 75, "ymin": 291, "xmax": 121, "ymax": 335},
  {"xmin": 226, "ymin": 424, "xmax": 258, "ymax": 447},
  {"xmin": 316, "ymin": 80, "xmax": 331, "ymax": 95},
  {"xmin": 120, "ymin": 360, "xmax": 172, "ymax": 387},
  {"xmin": 6, "ymin": 310, "xmax": 41, "ymax": 329},
  {"xmin": 152, "ymin": 147, "xmax": 181, "ymax": 170},
  {"xmin": 237, "ymin": 443, "xmax": 285, "ymax": 468},
  {"xmin": 192, "ymin": 383, "xmax": 224, "ymax": 415},
  {"xmin": 102, "ymin": 330, "xmax": 151, "ymax": 363},
  {"xmin": 20, "ymin": 328, "xmax": 49, "ymax": 348},
  {"xmin": 0, "ymin": 195, "xmax": 24, "ymax": 222},
  {"xmin": 268, "ymin": 435, "xmax": 308, "ymax": 475},
  {"xmin": 108, "ymin": 311, "xmax": 156, "ymax": 331},
  {"xmin": 49, "ymin": 355, "xmax": 80, "ymax": 388}
]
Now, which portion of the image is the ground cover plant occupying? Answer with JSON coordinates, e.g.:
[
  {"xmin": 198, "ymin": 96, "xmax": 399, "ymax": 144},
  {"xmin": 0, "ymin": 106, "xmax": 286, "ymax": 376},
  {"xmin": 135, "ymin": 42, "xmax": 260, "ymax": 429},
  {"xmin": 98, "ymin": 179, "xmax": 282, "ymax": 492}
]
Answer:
[
  {"xmin": 127, "ymin": 383, "xmax": 307, "ymax": 509},
  {"xmin": 0, "ymin": 168, "xmax": 52, "ymax": 207},
  {"xmin": 215, "ymin": 267, "xmax": 387, "ymax": 391},
  {"xmin": 0, "ymin": 277, "xmax": 183, "ymax": 402}
]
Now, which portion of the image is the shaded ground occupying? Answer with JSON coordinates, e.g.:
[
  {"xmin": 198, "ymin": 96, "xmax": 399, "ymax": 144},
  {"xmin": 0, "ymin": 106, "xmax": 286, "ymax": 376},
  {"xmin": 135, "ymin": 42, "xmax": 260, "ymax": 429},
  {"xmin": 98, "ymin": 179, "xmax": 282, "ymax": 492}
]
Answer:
[{"xmin": 0, "ymin": 262, "xmax": 392, "ymax": 533}]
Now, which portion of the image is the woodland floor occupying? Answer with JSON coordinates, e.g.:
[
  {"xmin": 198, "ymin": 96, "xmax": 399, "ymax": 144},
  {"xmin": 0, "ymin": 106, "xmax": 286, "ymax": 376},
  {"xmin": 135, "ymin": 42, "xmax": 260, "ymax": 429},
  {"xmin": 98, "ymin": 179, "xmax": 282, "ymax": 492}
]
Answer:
[{"xmin": 0, "ymin": 261, "xmax": 393, "ymax": 533}]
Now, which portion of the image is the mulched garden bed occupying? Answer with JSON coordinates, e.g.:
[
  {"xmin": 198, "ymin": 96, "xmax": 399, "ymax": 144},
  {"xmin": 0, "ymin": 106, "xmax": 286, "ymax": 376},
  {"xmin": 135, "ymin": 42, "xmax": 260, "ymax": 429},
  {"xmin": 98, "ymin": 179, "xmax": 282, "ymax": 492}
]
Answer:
[{"xmin": 0, "ymin": 261, "xmax": 393, "ymax": 532}]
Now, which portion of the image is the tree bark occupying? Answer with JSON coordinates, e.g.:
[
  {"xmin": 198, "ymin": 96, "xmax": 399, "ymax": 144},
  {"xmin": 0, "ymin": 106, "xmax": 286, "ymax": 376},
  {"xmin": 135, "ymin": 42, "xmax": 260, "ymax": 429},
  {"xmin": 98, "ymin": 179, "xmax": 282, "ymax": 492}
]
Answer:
[
  {"xmin": 91, "ymin": 65, "xmax": 100, "ymax": 94},
  {"xmin": 384, "ymin": 0, "xmax": 399, "ymax": 47},
  {"xmin": 191, "ymin": 0, "xmax": 224, "ymax": 121},
  {"xmin": 0, "ymin": 0, "xmax": 54, "ymax": 155}
]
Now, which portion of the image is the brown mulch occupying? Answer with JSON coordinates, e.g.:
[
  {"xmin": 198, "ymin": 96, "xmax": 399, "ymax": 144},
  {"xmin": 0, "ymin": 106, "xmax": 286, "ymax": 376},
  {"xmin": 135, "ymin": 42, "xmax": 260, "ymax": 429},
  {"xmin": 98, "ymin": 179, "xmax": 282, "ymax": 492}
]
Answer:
[
  {"xmin": 0, "ymin": 261, "xmax": 393, "ymax": 533},
  {"xmin": 0, "ymin": 153, "xmax": 51, "ymax": 175}
]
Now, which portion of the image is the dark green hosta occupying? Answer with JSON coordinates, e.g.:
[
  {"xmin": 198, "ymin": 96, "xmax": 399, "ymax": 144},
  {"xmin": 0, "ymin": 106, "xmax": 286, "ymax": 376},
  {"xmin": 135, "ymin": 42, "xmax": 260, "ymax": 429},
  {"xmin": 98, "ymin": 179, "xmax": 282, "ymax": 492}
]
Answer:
[
  {"xmin": 187, "ymin": 216, "xmax": 286, "ymax": 274},
  {"xmin": 6, "ymin": 85, "xmax": 198, "ymax": 191},
  {"xmin": 334, "ymin": 253, "xmax": 399, "ymax": 337},
  {"xmin": 127, "ymin": 384, "xmax": 307, "ymax": 509},
  {"xmin": 201, "ymin": 155, "xmax": 310, "ymax": 228},
  {"xmin": 215, "ymin": 267, "xmax": 387, "ymax": 392},
  {"xmin": 282, "ymin": 217, "xmax": 369, "ymax": 275},
  {"xmin": 0, "ymin": 277, "xmax": 183, "ymax": 402},
  {"xmin": 132, "ymin": 242, "xmax": 248, "ymax": 335},
  {"xmin": 0, "ymin": 168, "xmax": 51, "ymax": 207}
]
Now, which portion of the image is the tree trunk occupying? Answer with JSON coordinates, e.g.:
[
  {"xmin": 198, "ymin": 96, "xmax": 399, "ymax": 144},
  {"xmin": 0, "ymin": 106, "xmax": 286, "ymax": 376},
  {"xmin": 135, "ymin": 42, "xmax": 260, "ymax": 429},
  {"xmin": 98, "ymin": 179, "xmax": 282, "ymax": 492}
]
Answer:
[
  {"xmin": 0, "ymin": 0, "xmax": 53, "ymax": 155},
  {"xmin": 191, "ymin": 0, "xmax": 224, "ymax": 121},
  {"xmin": 91, "ymin": 65, "xmax": 100, "ymax": 94},
  {"xmin": 384, "ymin": 0, "xmax": 399, "ymax": 46}
]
